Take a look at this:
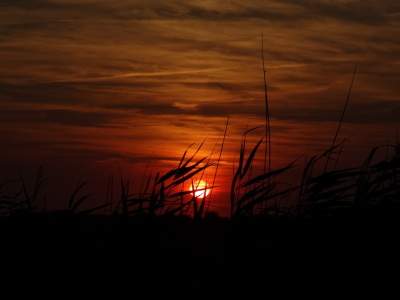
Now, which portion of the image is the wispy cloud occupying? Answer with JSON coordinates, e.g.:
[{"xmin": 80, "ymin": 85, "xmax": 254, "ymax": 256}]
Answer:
[{"xmin": 1, "ymin": 1, "xmax": 400, "ymax": 209}]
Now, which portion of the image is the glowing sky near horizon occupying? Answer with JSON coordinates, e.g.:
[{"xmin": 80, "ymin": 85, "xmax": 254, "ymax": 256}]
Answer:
[{"xmin": 1, "ymin": 0, "xmax": 400, "ymax": 215}]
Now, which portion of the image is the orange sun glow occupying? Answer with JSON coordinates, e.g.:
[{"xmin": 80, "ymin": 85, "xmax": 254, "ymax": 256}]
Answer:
[{"xmin": 189, "ymin": 180, "xmax": 210, "ymax": 198}]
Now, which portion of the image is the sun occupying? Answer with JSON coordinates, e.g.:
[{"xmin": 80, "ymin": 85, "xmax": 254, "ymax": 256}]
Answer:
[{"xmin": 189, "ymin": 180, "xmax": 210, "ymax": 198}]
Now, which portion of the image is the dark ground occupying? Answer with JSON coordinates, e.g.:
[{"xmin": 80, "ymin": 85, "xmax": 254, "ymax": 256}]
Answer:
[{"xmin": 1, "ymin": 206, "xmax": 399, "ymax": 298}]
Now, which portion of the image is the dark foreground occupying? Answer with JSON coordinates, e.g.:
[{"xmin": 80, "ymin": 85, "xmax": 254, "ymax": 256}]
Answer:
[{"xmin": 1, "ymin": 206, "xmax": 399, "ymax": 298}]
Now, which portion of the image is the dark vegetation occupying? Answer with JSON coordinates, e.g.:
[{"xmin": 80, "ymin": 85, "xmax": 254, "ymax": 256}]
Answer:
[
  {"xmin": 1, "ymin": 140, "xmax": 400, "ymax": 297},
  {"xmin": 1, "ymin": 61, "xmax": 399, "ymax": 297}
]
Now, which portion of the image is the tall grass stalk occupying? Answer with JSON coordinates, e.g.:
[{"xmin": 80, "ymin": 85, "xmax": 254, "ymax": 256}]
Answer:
[
  {"xmin": 261, "ymin": 32, "xmax": 272, "ymax": 215},
  {"xmin": 206, "ymin": 116, "xmax": 229, "ymax": 214},
  {"xmin": 68, "ymin": 181, "xmax": 91, "ymax": 213},
  {"xmin": 104, "ymin": 174, "xmax": 113, "ymax": 215},
  {"xmin": 261, "ymin": 31, "xmax": 271, "ymax": 177},
  {"xmin": 324, "ymin": 62, "xmax": 358, "ymax": 173}
]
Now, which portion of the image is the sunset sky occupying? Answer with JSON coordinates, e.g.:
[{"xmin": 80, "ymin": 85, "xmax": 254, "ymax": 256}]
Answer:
[{"xmin": 1, "ymin": 1, "xmax": 400, "ymax": 216}]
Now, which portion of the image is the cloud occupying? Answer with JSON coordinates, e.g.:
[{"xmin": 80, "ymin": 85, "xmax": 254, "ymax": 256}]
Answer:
[
  {"xmin": 167, "ymin": 96, "xmax": 400, "ymax": 125},
  {"xmin": 0, "ymin": 107, "xmax": 120, "ymax": 127},
  {"xmin": 106, "ymin": 102, "xmax": 185, "ymax": 115},
  {"xmin": 1, "ymin": 2, "xmax": 399, "ymax": 143},
  {"xmin": 3, "ymin": 0, "xmax": 397, "ymax": 25}
]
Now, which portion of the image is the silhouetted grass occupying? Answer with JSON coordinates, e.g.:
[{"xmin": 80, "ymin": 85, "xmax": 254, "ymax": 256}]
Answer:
[
  {"xmin": 2, "ymin": 127, "xmax": 400, "ymax": 222},
  {"xmin": 1, "ymin": 58, "xmax": 397, "ymax": 222},
  {"xmin": 2, "ymin": 115, "xmax": 400, "ymax": 298},
  {"xmin": 2, "ymin": 48, "xmax": 400, "ymax": 296}
]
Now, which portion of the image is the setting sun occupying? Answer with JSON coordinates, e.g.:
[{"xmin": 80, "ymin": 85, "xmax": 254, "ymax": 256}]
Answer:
[{"xmin": 189, "ymin": 180, "xmax": 210, "ymax": 198}]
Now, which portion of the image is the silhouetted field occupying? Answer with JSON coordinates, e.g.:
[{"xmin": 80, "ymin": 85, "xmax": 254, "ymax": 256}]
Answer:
[
  {"xmin": 2, "ymin": 67, "xmax": 400, "ymax": 296},
  {"xmin": 1, "ymin": 204, "xmax": 399, "ymax": 298},
  {"xmin": 2, "ymin": 133, "xmax": 400, "ymax": 297},
  {"xmin": 3, "ymin": 126, "xmax": 400, "ymax": 298}
]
